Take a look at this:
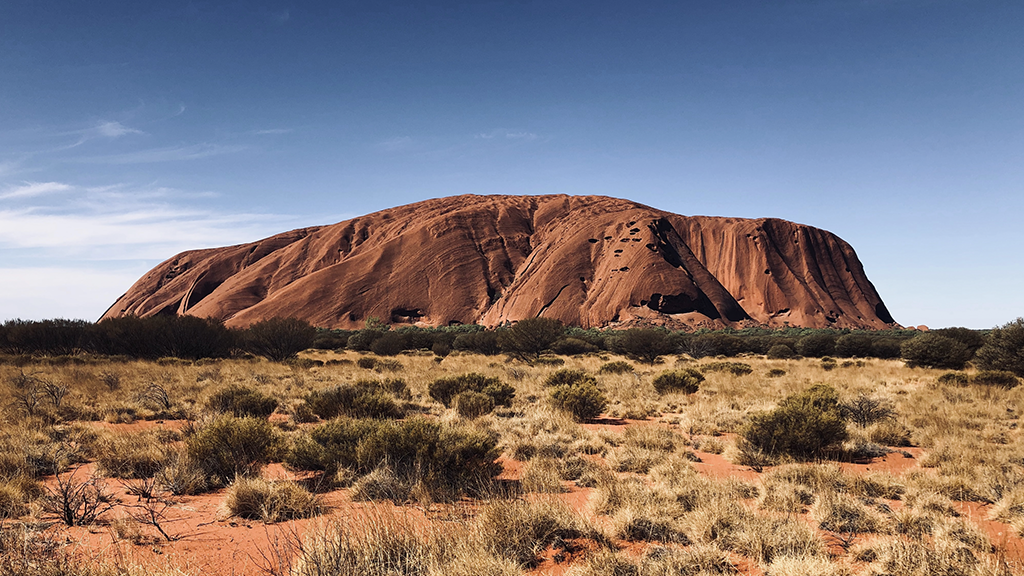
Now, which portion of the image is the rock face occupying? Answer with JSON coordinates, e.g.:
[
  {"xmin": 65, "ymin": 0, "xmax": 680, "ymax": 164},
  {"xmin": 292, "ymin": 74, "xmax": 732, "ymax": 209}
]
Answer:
[{"xmin": 102, "ymin": 195, "xmax": 896, "ymax": 329}]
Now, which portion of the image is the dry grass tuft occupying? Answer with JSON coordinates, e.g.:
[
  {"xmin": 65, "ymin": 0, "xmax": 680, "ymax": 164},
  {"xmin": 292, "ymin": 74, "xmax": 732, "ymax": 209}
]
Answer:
[{"xmin": 224, "ymin": 477, "xmax": 322, "ymax": 522}]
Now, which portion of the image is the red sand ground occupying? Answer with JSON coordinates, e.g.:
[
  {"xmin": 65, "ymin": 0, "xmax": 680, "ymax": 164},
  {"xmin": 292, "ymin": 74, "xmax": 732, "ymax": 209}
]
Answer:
[{"xmin": 36, "ymin": 418, "xmax": 1024, "ymax": 575}]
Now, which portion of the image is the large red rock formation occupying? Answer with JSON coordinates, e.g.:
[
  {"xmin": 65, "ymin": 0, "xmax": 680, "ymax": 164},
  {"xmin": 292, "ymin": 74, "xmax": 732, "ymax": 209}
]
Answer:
[{"xmin": 101, "ymin": 195, "xmax": 896, "ymax": 329}]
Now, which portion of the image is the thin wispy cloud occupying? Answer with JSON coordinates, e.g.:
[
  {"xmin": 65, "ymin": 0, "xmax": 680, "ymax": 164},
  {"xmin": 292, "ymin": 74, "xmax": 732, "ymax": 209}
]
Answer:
[
  {"xmin": 476, "ymin": 129, "xmax": 539, "ymax": 141},
  {"xmin": 0, "ymin": 181, "xmax": 72, "ymax": 200},
  {"xmin": 378, "ymin": 136, "xmax": 413, "ymax": 152},
  {"xmin": 74, "ymin": 143, "xmax": 246, "ymax": 164},
  {"xmin": 95, "ymin": 121, "xmax": 143, "ymax": 138},
  {"xmin": 253, "ymin": 128, "xmax": 293, "ymax": 135},
  {"xmin": 0, "ymin": 182, "xmax": 296, "ymax": 260},
  {"xmin": 0, "ymin": 181, "xmax": 305, "ymax": 321}
]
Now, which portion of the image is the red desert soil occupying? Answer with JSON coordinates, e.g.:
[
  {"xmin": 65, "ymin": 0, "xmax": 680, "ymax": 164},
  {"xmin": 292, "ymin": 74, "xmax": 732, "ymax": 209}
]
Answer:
[
  {"xmin": 45, "ymin": 419, "xmax": 1024, "ymax": 576},
  {"xmin": 102, "ymin": 194, "xmax": 896, "ymax": 330}
]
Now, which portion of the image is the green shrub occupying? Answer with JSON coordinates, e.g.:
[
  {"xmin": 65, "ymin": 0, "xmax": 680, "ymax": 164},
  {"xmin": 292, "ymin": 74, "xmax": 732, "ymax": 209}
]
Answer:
[
  {"xmin": 543, "ymin": 368, "xmax": 596, "ymax": 388},
  {"xmin": 369, "ymin": 333, "xmax": 407, "ymax": 356},
  {"xmin": 821, "ymin": 357, "xmax": 838, "ymax": 371},
  {"xmin": 702, "ymin": 361, "xmax": 753, "ymax": 376},
  {"xmin": 598, "ymin": 361, "xmax": 634, "ymax": 374},
  {"xmin": 241, "ymin": 317, "xmax": 316, "ymax": 361},
  {"xmin": 186, "ymin": 416, "xmax": 280, "ymax": 485},
  {"xmin": 609, "ymin": 328, "xmax": 676, "ymax": 364},
  {"xmin": 651, "ymin": 369, "xmax": 703, "ymax": 394},
  {"xmin": 834, "ymin": 334, "xmax": 874, "ymax": 358},
  {"xmin": 306, "ymin": 382, "xmax": 404, "ymax": 420},
  {"xmin": 937, "ymin": 371, "xmax": 968, "ymax": 385},
  {"xmin": 497, "ymin": 318, "xmax": 564, "ymax": 359},
  {"xmin": 454, "ymin": 391, "xmax": 495, "ymax": 419},
  {"xmin": 795, "ymin": 333, "xmax": 836, "ymax": 358},
  {"xmin": 740, "ymin": 384, "xmax": 848, "ymax": 459},
  {"xmin": 972, "ymin": 370, "xmax": 1019, "ymax": 388},
  {"xmin": 428, "ymin": 373, "xmax": 514, "ymax": 407},
  {"xmin": 901, "ymin": 334, "xmax": 972, "ymax": 369},
  {"xmin": 285, "ymin": 417, "xmax": 501, "ymax": 493},
  {"xmin": 549, "ymin": 384, "xmax": 607, "ymax": 422},
  {"xmin": 766, "ymin": 344, "xmax": 795, "ymax": 359},
  {"xmin": 356, "ymin": 357, "xmax": 378, "ymax": 369},
  {"xmin": 767, "ymin": 368, "xmax": 787, "ymax": 378},
  {"xmin": 452, "ymin": 330, "xmax": 501, "ymax": 355},
  {"xmin": 206, "ymin": 385, "xmax": 278, "ymax": 418},
  {"xmin": 976, "ymin": 318, "xmax": 1024, "ymax": 376},
  {"xmin": 871, "ymin": 338, "xmax": 903, "ymax": 359},
  {"xmin": 346, "ymin": 329, "xmax": 384, "ymax": 352},
  {"xmin": 550, "ymin": 337, "xmax": 599, "ymax": 356}
]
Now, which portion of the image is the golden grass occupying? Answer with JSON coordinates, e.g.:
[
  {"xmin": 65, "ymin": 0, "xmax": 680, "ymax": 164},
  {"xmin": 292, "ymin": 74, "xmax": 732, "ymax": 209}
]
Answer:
[{"xmin": 1, "ymin": 351, "xmax": 1023, "ymax": 575}]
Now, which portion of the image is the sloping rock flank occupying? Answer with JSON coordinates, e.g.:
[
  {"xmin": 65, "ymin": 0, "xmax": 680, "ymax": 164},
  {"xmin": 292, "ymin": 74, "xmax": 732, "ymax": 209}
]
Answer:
[{"xmin": 102, "ymin": 195, "xmax": 896, "ymax": 329}]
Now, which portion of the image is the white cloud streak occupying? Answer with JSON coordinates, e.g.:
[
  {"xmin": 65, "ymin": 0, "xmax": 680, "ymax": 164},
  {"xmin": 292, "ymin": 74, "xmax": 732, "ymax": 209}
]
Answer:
[
  {"xmin": 0, "ymin": 181, "xmax": 72, "ymax": 200},
  {"xmin": 95, "ymin": 121, "xmax": 143, "ymax": 138}
]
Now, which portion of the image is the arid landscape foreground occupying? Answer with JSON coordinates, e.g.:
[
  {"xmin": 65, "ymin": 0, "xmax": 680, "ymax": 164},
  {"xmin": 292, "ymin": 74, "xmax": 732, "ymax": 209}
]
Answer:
[{"xmin": 2, "ymin": 323, "xmax": 1024, "ymax": 575}]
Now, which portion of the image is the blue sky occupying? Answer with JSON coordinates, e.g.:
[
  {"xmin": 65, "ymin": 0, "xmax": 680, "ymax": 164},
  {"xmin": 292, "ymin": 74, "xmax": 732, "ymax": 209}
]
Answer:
[{"xmin": 1, "ymin": 0, "xmax": 1021, "ymax": 328}]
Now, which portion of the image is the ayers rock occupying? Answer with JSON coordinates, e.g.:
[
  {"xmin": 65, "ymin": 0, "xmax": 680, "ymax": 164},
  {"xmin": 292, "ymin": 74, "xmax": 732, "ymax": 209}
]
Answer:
[{"xmin": 102, "ymin": 195, "xmax": 896, "ymax": 330}]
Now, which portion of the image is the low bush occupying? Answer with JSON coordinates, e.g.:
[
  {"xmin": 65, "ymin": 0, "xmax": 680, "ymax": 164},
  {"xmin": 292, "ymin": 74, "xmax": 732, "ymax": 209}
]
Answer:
[
  {"xmin": 840, "ymin": 393, "xmax": 895, "ymax": 428},
  {"xmin": 976, "ymin": 318, "xmax": 1024, "ymax": 376},
  {"xmin": 549, "ymin": 383, "xmax": 607, "ymax": 422},
  {"xmin": 95, "ymin": 431, "xmax": 170, "ymax": 479},
  {"xmin": 767, "ymin": 368, "xmax": 787, "ymax": 378},
  {"xmin": 369, "ymin": 332, "xmax": 407, "ymax": 356},
  {"xmin": 869, "ymin": 421, "xmax": 912, "ymax": 447},
  {"xmin": 156, "ymin": 449, "xmax": 208, "ymax": 495},
  {"xmin": 702, "ymin": 361, "xmax": 753, "ymax": 376},
  {"xmin": 428, "ymin": 373, "xmax": 514, "ymax": 407},
  {"xmin": 652, "ymin": 369, "xmax": 703, "ymax": 394},
  {"xmin": 452, "ymin": 330, "xmax": 502, "ymax": 355},
  {"xmin": 740, "ymin": 384, "xmax": 848, "ymax": 459},
  {"xmin": 550, "ymin": 337, "xmax": 599, "ymax": 355},
  {"xmin": 796, "ymin": 333, "xmax": 836, "ymax": 358},
  {"xmin": 901, "ymin": 334, "xmax": 972, "ymax": 370},
  {"xmin": 454, "ymin": 391, "xmax": 495, "ymax": 419},
  {"xmin": 0, "ymin": 476, "xmax": 39, "ymax": 519},
  {"xmin": 937, "ymin": 371, "xmax": 968, "ymax": 385},
  {"xmin": 476, "ymin": 497, "xmax": 601, "ymax": 567},
  {"xmin": 241, "ymin": 317, "xmax": 316, "ymax": 361},
  {"xmin": 834, "ymin": 334, "xmax": 874, "ymax": 358},
  {"xmin": 609, "ymin": 328, "xmax": 676, "ymax": 364},
  {"xmin": 766, "ymin": 344, "xmax": 795, "ymax": 359},
  {"xmin": 306, "ymin": 381, "xmax": 404, "ymax": 420},
  {"xmin": 972, "ymin": 370, "xmax": 1019, "ymax": 388},
  {"xmin": 205, "ymin": 385, "xmax": 278, "ymax": 418},
  {"xmin": 597, "ymin": 361, "xmax": 634, "ymax": 374},
  {"xmin": 186, "ymin": 416, "xmax": 280, "ymax": 485},
  {"xmin": 543, "ymin": 368, "xmax": 596, "ymax": 388},
  {"xmin": 497, "ymin": 317, "xmax": 565, "ymax": 359},
  {"xmin": 356, "ymin": 357, "xmax": 378, "ymax": 369},
  {"xmin": 286, "ymin": 417, "xmax": 501, "ymax": 494},
  {"xmin": 225, "ymin": 477, "xmax": 321, "ymax": 522}
]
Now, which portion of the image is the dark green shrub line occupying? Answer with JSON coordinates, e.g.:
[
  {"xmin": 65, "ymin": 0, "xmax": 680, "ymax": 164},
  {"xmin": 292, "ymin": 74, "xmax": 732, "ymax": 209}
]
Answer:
[{"xmin": 9, "ymin": 315, "xmax": 1021, "ymax": 371}]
